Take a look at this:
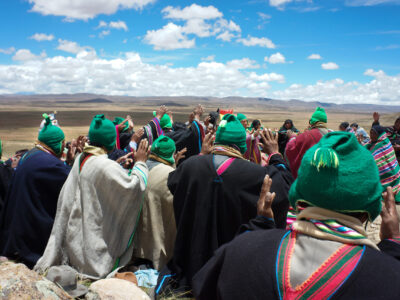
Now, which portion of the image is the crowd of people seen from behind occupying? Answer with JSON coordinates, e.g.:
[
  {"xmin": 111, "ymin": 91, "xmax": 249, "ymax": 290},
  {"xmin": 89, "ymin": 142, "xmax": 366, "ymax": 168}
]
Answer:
[{"xmin": 0, "ymin": 105, "xmax": 400, "ymax": 299}]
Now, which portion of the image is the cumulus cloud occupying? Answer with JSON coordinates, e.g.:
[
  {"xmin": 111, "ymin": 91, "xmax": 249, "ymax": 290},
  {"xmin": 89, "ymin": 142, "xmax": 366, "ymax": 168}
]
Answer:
[
  {"xmin": 307, "ymin": 53, "xmax": 322, "ymax": 60},
  {"xmin": 144, "ymin": 23, "xmax": 195, "ymax": 50},
  {"xmin": 145, "ymin": 4, "xmax": 241, "ymax": 50},
  {"xmin": 30, "ymin": 33, "xmax": 54, "ymax": 41},
  {"xmin": 28, "ymin": 0, "xmax": 155, "ymax": 20},
  {"xmin": 98, "ymin": 20, "xmax": 128, "ymax": 31},
  {"xmin": 272, "ymin": 70, "xmax": 400, "ymax": 104},
  {"xmin": 57, "ymin": 39, "xmax": 91, "ymax": 54},
  {"xmin": 0, "ymin": 51, "xmax": 288, "ymax": 97},
  {"xmin": 321, "ymin": 62, "xmax": 339, "ymax": 70},
  {"xmin": 265, "ymin": 52, "xmax": 286, "ymax": 64},
  {"xmin": 12, "ymin": 49, "xmax": 46, "ymax": 61},
  {"xmin": 162, "ymin": 4, "xmax": 223, "ymax": 20},
  {"xmin": 0, "ymin": 47, "xmax": 16, "ymax": 55},
  {"xmin": 237, "ymin": 36, "xmax": 276, "ymax": 48}
]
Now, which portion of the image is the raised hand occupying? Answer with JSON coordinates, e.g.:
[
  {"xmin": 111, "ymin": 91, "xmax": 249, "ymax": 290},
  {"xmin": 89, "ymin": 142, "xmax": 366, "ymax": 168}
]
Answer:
[
  {"xmin": 131, "ymin": 128, "xmax": 145, "ymax": 144},
  {"xmin": 174, "ymin": 147, "xmax": 187, "ymax": 165},
  {"xmin": 259, "ymin": 129, "xmax": 279, "ymax": 155},
  {"xmin": 134, "ymin": 139, "xmax": 150, "ymax": 163},
  {"xmin": 373, "ymin": 112, "xmax": 380, "ymax": 123},
  {"xmin": 380, "ymin": 186, "xmax": 400, "ymax": 241},
  {"xmin": 200, "ymin": 132, "xmax": 215, "ymax": 155},
  {"xmin": 156, "ymin": 105, "xmax": 168, "ymax": 119},
  {"xmin": 116, "ymin": 152, "xmax": 134, "ymax": 169},
  {"xmin": 257, "ymin": 175, "xmax": 275, "ymax": 219}
]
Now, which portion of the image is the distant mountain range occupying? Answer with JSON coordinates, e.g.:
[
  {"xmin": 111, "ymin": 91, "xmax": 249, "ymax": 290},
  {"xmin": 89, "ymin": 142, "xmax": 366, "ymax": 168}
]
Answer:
[{"xmin": 0, "ymin": 93, "xmax": 399, "ymax": 113}]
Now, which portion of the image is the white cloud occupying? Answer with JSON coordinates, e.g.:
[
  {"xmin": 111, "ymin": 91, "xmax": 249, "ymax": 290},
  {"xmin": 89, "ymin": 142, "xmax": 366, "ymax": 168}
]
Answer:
[
  {"xmin": 237, "ymin": 35, "xmax": 276, "ymax": 48},
  {"xmin": 321, "ymin": 62, "xmax": 339, "ymax": 70},
  {"xmin": 307, "ymin": 53, "xmax": 322, "ymax": 60},
  {"xmin": 28, "ymin": 0, "xmax": 155, "ymax": 20},
  {"xmin": 265, "ymin": 52, "xmax": 286, "ymax": 64},
  {"xmin": 227, "ymin": 58, "xmax": 260, "ymax": 69},
  {"xmin": 201, "ymin": 55, "xmax": 215, "ymax": 61},
  {"xmin": 145, "ymin": 4, "xmax": 241, "ymax": 49},
  {"xmin": 109, "ymin": 21, "xmax": 128, "ymax": 31},
  {"xmin": 258, "ymin": 12, "xmax": 272, "ymax": 19},
  {"xmin": 1, "ymin": 53, "xmax": 399, "ymax": 105},
  {"xmin": 144, "ymin": 23, "xmax": 195, "ymax": 50},
  {"xmin": 98, "ymin": 20, "xmax": 128, "ymax": 31},
  {"xmin": 162, "ymin": 4, "xmax": 223, "ymax": 20},
  {"xmin": 0, "ymin": 47, "xmax": 16, "ymax": 55},
  {"xmin": 12, "ymin": 49, "xmax": 46, "ymax": 61},
  {"xmin": 272, "ymin": 70, "xmax": 400, "ymax": 104},
  {"xmin": 57, "ymin": 39, "xmax": 90, "ymax": 54},
  {"xmin": 99, "ymin": 30, "xmax": 111, "ymax": 38},
  {"xmin": 0, "ymin": 52, "xmax": 281, "ymax": 97},
  {"xmin": 345, "ymin": 0, "xmax": 400, "ymax": 6},
  {"xmin": 30, "ymin": 33, "xmax": 54, "ymax": 41},
  {"xmin": 269, "ymin": 0, "xmax": 293, "ymax": 7}
]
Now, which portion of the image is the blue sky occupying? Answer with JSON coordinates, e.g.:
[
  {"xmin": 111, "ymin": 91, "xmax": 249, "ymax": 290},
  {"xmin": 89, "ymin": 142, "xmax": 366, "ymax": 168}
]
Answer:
[{"xmin": 0, "ymin": 0, "xmax": 399, "ymax": 104}]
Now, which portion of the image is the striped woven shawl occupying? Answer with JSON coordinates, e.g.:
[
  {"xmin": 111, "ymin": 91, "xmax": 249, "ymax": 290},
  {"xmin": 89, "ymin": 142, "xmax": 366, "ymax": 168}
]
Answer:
[{"xmin": 366, "ymin": 133, "xmax": 400, "ymax": 201}]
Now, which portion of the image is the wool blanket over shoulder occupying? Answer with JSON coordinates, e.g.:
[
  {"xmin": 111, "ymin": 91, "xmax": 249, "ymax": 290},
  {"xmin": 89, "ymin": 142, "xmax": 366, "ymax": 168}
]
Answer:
[
  {"xmin": 134, "ymin": 161, "xmax": 176, "ymax": 271},
  {"xmin": 366, "ymin": 132, "xmax": 400, "ymax": 202},
  {"xmin": 34, "ymin": 152, "xmax": 148, "ymax": 279}
]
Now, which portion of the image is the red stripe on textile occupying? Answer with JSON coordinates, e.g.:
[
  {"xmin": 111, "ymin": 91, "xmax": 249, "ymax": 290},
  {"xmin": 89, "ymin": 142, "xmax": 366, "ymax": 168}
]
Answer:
[
  {"xmin": 115, "ymin": 125, "xmax": 121, "ymax": 149},
  {"xmin": 216, "ymin": 158, "xmax": 235, "ymax": 176}
]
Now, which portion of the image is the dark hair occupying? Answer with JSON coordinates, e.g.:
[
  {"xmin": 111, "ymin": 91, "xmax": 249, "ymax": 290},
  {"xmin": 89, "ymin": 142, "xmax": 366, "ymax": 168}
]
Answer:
[
  {"xmin": 350, "ymin": 123, "xmax": 358, "ymax": 129},
  {"xmin": 283, "ymin": 119, "xmax": 294, "ymax": 128},
  {"xmin": 371, "ymin": 125, "xmax": 385, "ymax": 136},
  {"xmin": 339, "ymin": 122, "xmax": 349, "ymax": 129},
  {"xmin": 14, "ymin": 149, "xmax": 29, "ymax": 156},
  {"xmin": 252, "ymin": 119, "xmax": 261, "ymax": 128},
  {"xmin": 209, "ymin": 111, "xmax": 219, "ymax": 125}
]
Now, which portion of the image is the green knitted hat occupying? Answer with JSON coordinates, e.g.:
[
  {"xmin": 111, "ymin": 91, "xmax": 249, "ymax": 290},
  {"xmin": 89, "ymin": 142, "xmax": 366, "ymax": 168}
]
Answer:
[
  {"xmin": 153, "ymin": 112, "xmax": 172, "ymax": 129},
  {"xmin": 215, "ymin": 114, "xmax": 247, "ymax": 154},
  {"xmin": 38, "ymin": 113, "xmax": 65, "ymax": 155},
  {"xmin": 289, "ymin": 131, "xmax": 383, "ymax": 221},
  {"xmin": 309, "ymin": 107, "xmax": 327, "ymax": 125},
  {"xmin": 236, "ymin": 113, "xmax": 247, "ymax": 122},
  {"xmin": 151, "ymin": 136, "xmax": 176, "ymax": 165},
  {"xmin": 88, "ymin": 114, "xmax": 117, "ymax": 151},
  {"xmin": 113, "ymin": 117, "xmax": 129, "ymax": 132}
]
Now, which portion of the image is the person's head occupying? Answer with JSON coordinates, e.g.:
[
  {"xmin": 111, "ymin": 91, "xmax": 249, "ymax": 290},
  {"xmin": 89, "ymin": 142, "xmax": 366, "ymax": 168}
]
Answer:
[
  {"xmin": 309, "ymin": 107, "xmax": 327, "ymax": 126},
  {"xmin": 236, "ymin": 113, "xmax": 248, "ymax": 129},
  {"xmin": 370, "ymin": 125, "xmax": 385, "ymax": 143},
  {"xmin": 284, "ymin": 119, "xmax": 293, "ymax": 130},
  {"xmin": 209, "ymin": 111, "xmax": 219, "ymax": 128},
  {"xmin": 113, "ymin": 117, "xmax": 129, "ymax": 133},
  {"xmin": 150, "ymin": 136, "xmax": 176, "ymax": 165},
  {"xmin": 215, "ymin": 114, "xmax": 247, "ymax": 154},
  {"xmin": 88, "ymin": 114, "xmax": 117, "ymax": 153},
  {"xmin": 38, "ymin": 113, "xmax": 65, "ymax": 157},
  {"xmin": 394, "ymin": 117, "xmax": 400, "ymax": 131},
  {"xmin": 153, "ymin": 111, "xmax": 172, "ymax": 131},
  {"xmin": 251, "ymin": 119, "xmax": 261, "ymax": 131},
  {"xmin": 350, "ymin": 123, "xmax": 358, "ymax": 132},
  {"xmin": 289, "ymin": 131, "xmax": 383, "ymax": 222},
  {"xmin": 339, "ymin": 122, "xmax": 349, "ymax": 131}
]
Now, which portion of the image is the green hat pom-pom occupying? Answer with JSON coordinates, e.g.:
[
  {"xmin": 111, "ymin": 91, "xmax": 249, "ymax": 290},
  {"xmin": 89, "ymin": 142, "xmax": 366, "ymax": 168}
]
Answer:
[{"xmin": 42, "ymin": 113, "xmax": 51, "ymax": 126}]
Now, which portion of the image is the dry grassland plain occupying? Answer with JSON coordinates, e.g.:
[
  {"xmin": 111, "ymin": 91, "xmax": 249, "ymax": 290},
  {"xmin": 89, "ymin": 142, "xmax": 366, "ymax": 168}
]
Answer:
[{"xmin": 0, "ymin": 100, "xmax": 398, "ymax": 158}]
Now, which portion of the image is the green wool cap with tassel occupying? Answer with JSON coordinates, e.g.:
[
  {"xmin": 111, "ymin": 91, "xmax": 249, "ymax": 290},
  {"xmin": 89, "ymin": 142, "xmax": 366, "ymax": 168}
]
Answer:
[
  {"xmin": 88, "ymin": 114, "xmax": 117, "ymax": 151},
  {"xmin": 38, "ymin": 113, "xmax": 65, "ymax": 155},
  {"xmin": 309, "ymin": 107, "xmax": 327, "ymax": 125},
  {"xmin": 151, "ymin": 136, "xmax": 176, "ymax": 165},
  {"xmin": 289, "ymin": 131, "xmax": 383, "ymax": 221},
  {"xmin": 215, "ymin": 114, "xmax": 247, "ymax": 154},
  {"xmin": 153, "ymin": 112, "xmax": 172, "ymax": 129}
]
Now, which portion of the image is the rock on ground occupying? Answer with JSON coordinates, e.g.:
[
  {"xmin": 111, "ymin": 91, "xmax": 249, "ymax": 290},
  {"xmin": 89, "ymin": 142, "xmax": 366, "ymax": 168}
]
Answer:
[
  {"xmin": 85, "ymin": 278, "xmax": 151, "ymax": 300},
  {"xmin": 0, "ymin": 261, "xmax": 71, "ymax": 300}
]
